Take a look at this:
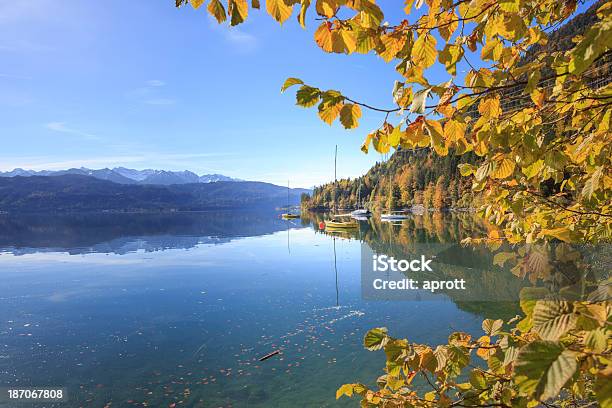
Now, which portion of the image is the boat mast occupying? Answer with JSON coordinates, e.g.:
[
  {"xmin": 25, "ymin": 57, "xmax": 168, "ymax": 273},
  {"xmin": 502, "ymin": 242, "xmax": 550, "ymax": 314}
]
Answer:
[
  {"xmin": 334, "ymin": 145, "xmax": 338, "ymax": 214},
  {"xmin": 287, "ymin": 179, "xmax": 290, "ymax": 211}
]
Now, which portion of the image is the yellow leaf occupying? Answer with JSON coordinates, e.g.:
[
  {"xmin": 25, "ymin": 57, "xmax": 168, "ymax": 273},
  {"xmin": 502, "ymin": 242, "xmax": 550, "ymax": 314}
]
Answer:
[
  {"xmin": 314, "ymin": 23, "xmax": 334, "ymax": 52},
  {"xmin": 339, "ymin": 28, "xmax": 357, "ymax": 54},
  {"xmin": 478, "ymin": 95, "xmax": 501, "ymax": 119},
  {"xmin": 492, "ymin": 157, "xmax": 515, "ymax": 179},
  {"xmin": 339, "ymin": 103, "xmax": 362, "ymax": 129},
  {"xmin": 189, "ymin": 0, "xmax": 205, "ymax": 9},
  {"xmin": 228, "ymin": 0, "xmax": 248, "ymax": 26},
  {"xmin": 373, "ymin": 131, "xmax": 391, "ymax": 153},
  {"xmin": 438, "ymin": 44, "xmax": 463, "ymax": 76},
  {"xmin": 438, "ymin": 10, "xmax": 458, "ymax": 41},
  {"xmin": 355, "ymin": 28, "xmax": 378, "ymax": 54},
  {"xmin": 481, "ymin": 38, "xmax": 503, "ymax": 61},
  {"xmin": 207, "ymin": 0, "xmax": 227, "ymax": 23},
  {"xmin": 361, "ymin": 132, "xmax": 374, "ymax": 153},
  {"xmin": 315, "ymin": 0, "xmax": 338, "ymax": 18},
  {"xmin": 411, "ymin": 33, "xmax": 437, "ymax": 68},
  {"xmin": 379, "ymin": 32, "xmax": 406, "ymax": 62},
  {"xmin": 403, "ymin": 0, "xmax": 415, "ymax": 14},
  {"xmin": 530, "ymin": 88, "xmax": 546, "ymax": 108},
  {"xmin": 318, "ymin": 100, "xmax": 344, "ymax": 125},
  {"xmin": 444, "ymin": 119, "xmax": 466, "ymax": 142},
  {"xmin": 298, "ymin": 0, "xmax": 310, "ymax": 28},
  {"xmin": 336, "ymin": 383, "xmax": 355, "ymax": 399},
  {"xmin": 540, "ymin": 227, "xmax": 574, "ymax": 243},
  {"xmin": 281, "ymin": 77, "xmax": 304, "ymax": 93},
  {"xmin": 314, "ymin": 23, "xmax": 345, "ymax": 53},
  {"xmin": 267, "ymin": 0, "xmax": 294, "ymax": 24},
  {"xmin": 403, "ymin": 122, "xmax": 427, "ymax": 145},
  {"xmin": 388, "ymin": 125, "xmax": 401, "ymax": 146}
]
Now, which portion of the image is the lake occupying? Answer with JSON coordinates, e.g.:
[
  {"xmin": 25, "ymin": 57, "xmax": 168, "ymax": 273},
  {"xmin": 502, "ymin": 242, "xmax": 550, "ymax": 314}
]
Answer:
[{"xmin": 0, "ymin": 211, "xmax": 520, "ymax": 407}]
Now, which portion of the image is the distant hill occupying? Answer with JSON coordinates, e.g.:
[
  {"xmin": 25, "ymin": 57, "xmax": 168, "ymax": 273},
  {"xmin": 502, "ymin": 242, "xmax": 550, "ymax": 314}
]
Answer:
[
  {"xmin": 0, "ymin": 175, "xmax": 310, "ymax": 213},
  {"xmin": 0, "ymin": 167, "xmax": 241, "ymax": 185}
]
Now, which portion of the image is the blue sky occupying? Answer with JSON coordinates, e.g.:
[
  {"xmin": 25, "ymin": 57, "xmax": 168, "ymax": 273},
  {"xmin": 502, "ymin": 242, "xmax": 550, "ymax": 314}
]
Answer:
[{"xmin": 0, "ymin": 1, "xmax": 589, "ymax": 187}]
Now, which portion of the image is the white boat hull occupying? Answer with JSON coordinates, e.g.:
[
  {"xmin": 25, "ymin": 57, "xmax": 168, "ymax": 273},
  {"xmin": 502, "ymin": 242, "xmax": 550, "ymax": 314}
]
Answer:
[
  {"xmin": 350, "ymin": 209, "xmax": 371, "ymax": 218},
  {"xmin": 380, "ymin": 214, "xmax": 408, "ymax": 220}
]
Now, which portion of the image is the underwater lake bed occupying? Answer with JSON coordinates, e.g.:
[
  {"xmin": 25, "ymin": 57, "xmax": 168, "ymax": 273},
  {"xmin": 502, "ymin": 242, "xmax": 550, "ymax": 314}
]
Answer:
[{"xmin": 0, "ymin": 212, "xmax": 507, "ymax": 407}]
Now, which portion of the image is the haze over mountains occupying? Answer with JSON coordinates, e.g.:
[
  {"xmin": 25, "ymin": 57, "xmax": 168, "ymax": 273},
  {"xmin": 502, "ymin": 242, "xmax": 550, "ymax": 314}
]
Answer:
[{"xmin": 0, "ymin": 167, "xmax": 240, "ymax": 185}]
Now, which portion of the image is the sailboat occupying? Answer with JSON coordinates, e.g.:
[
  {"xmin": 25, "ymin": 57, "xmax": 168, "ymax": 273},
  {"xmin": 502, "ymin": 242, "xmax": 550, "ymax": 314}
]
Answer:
[
  {"xmin": 325, "ymin": 146, "xmax": 358, "ymax": 230},
  {"xmin": 281, "ymin": 180, "xmax": 300, "ymax": 219},
  {"xmin": 380, "ymin": 211, "xmax": 409, "ymax": 221},
  {"xmin": 351, "ymin": 182, "xmax": 371, "ymax": 219},
  {"xmin": 380, "ymin": 174, "xmax": 407, "ymax": 221}
]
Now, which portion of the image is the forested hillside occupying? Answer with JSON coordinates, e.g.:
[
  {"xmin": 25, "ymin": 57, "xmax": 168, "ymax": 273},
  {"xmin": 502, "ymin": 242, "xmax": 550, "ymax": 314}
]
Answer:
[{"xmin": 303, "ymin": 149, "xmax": 481, "ymax": 211}]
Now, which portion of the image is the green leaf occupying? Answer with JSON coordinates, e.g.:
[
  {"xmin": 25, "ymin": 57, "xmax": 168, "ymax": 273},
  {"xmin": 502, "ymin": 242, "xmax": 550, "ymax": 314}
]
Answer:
[
  {"xmin": 594, "ymin": 373, "xmax": 612, "ymax": 408},
  {"xmin": 295, "ymin": 85, "xmax": 320, "ymax": 107},
  {"xmin": 532, "ymin": 301, "xmax": 577, "ymax": 340},
  {"xmin": 469, "ymin": 370, "xmax": 487, "ymax": 389},
  {"xmin": 458, "ymin": 163, "xmax": 476, "ymax": 177},
  {"xmin": 410, "ymin": 88, "xmax": 431, "ymax": 114},
  {"xmin": 521, "ymin": 160, "xmax": 543, "ymax": 179},
  {"xmin": 493, "ymin": 252, "xmax": 516, "ymax": 267},
  {"xmin": 515, "ymin": 341, "xmax": 578, "ymax": 401},
  {"xmin": 568, "ymin": 18, "xmax": 612, "ymax": 75},
  {"xmin": 339, "ymin": 103, "xmax": 362, "ymax": 129},
  {"xmin": 281, "ymin": 77, "xmax": 304, "ymax": 93},
  {"xmin": 482, "ymin": 319, "xmax": 503, "ymax": 336},
  {"xmin": 364, "ymin": 327, "xmax": 388, "ymax": 351},
  {"xmin": 584, "ymin": 328, "xmax": 608, "ymax": 353}
]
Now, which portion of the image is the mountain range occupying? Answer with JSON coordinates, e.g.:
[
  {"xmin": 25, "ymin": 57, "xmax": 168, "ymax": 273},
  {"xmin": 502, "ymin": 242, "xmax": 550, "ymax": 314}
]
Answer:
[
  {"xmin": 0, "ymin": 175, "xmax": 310, "ymax": 213},
  {"xmin": 0, "ymin": 167, "xmax": 240, "ymax": 185}
]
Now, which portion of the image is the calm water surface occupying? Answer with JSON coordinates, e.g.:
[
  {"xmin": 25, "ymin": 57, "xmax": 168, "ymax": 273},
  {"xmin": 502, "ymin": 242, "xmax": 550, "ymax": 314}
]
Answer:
[{"xmin": 0, "ymin": 212, "xmax": 495, "ymax": 407}]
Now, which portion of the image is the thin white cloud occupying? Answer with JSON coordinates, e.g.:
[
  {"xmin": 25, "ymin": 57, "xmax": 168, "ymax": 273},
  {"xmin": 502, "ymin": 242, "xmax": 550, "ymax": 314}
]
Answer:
[
  {"xmin": 207, "ymin": 16, "xmax": 258, "ymax": 52},
  {"xmin": 225, "ymin": 29, "xmax": 257, "ymax": 48},
  {"xmin": 146, "ymin": 79, "xmax": 165, "ymax": 87},
  {"xmin": 44, "ymin": 122, "xmax": 102, "ymax": 141},
  {"xmin": 127, "ymin": 80, "xmax": 176, "ymax": 106}
]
